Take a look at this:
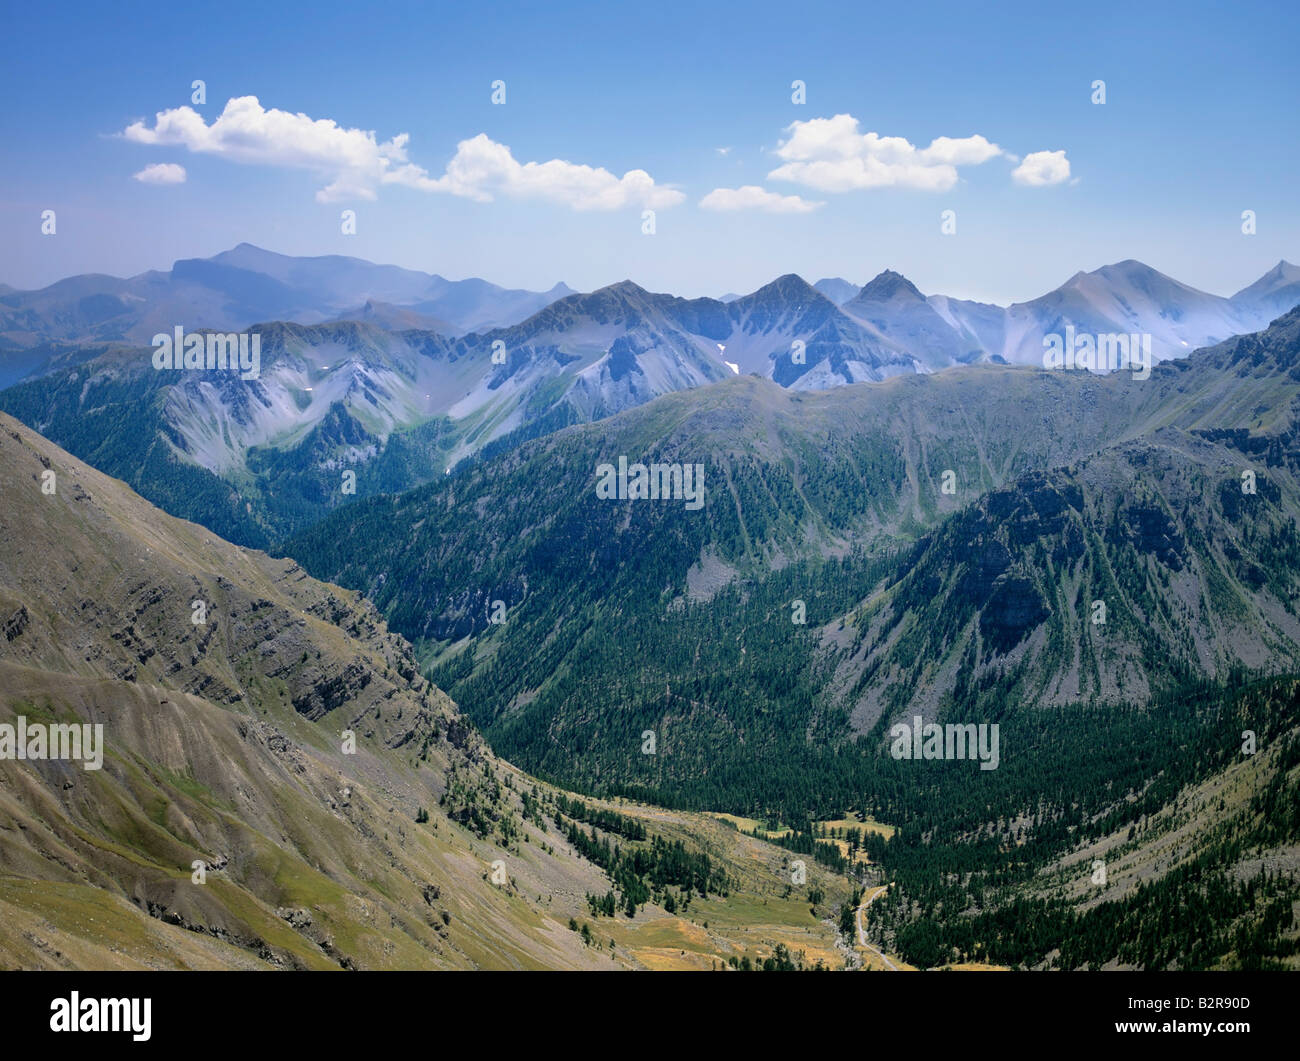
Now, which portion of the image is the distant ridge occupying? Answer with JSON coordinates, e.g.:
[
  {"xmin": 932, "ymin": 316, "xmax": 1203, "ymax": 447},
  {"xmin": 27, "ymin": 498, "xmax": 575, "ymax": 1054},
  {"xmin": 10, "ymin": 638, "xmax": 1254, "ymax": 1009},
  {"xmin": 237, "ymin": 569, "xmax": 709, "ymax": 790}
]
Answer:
[{"xmin": 0, "ymin": 243, "xmax": 574, "ymax": 350}]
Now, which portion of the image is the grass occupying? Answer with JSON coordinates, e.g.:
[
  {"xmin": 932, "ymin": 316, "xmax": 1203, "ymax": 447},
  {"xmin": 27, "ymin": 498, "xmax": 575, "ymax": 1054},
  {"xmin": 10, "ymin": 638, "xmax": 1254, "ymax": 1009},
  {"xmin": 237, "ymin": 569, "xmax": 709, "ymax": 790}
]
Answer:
[{"xmin": 817, "ymin": 815, "xmax": 896, "ymax": 839}]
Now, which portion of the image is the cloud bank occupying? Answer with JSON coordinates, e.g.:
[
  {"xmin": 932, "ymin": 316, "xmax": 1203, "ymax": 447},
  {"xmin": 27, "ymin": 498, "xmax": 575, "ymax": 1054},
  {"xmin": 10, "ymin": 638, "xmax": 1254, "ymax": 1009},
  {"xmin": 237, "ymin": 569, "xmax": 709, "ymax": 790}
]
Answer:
[
  {"xmin": 768, "ymin": 114, "xmax": 1004, "ymax": 192},
  {"xmin": 766, "ymin": 114, "xmax": 1071, "ymax": 192}
]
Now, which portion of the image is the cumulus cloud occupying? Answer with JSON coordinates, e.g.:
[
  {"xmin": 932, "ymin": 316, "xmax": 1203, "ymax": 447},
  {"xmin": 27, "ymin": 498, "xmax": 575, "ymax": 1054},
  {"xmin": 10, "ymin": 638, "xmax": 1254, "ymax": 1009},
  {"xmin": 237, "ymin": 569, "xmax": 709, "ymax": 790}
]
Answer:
[
  {"xmin": 767, "ymin": 114, "xmax": 1004, "ymax": 193},
  {"xmin": 1010, "ymin": 149, "xmax": 1071, "ymax": 187},
  {"xmin": 122, "ymin": 96, "xmax": 682, "ymax": 209},
  {"xmin": 123, "ymin": 96, "xmax": 405, "ymax": 201},
  {"xmin": 402, "ymin": 133, "xmax": 685, "ymax": 210},
  {"xmin": 699, "ymin": 185, "xmax": 822, "ymax": 213},
  {"xmin": 132, "ymin": 162, "xmax": 186, "ymax": 185}
]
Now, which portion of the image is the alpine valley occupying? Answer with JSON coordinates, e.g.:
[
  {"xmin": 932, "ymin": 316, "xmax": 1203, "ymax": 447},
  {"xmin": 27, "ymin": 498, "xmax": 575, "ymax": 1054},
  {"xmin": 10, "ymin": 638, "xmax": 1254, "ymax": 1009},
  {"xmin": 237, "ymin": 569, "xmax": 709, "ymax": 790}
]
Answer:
[{"xmin": 2, "ymin": 248, "xmax": 1300, "ymax": 971}]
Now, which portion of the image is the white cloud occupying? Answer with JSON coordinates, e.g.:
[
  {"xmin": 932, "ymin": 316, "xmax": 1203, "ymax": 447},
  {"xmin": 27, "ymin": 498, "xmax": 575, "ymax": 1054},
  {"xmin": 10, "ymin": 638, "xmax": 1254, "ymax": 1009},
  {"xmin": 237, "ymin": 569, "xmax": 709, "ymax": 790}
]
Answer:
[
  {"xmin": 917, "ymin": 135, "xmax": 1005, "ymax": 167},
  {"xmin": 123, "ymin": 96, "xmax": 405, "ymax": 202},
  {"xmin": 715, "ymin": 146, "xmax": 732, "ymax": 156},
  {"xmin": 768, "ymin": 114, "xmax": 1004, "ymax": 193},
  {"xmin": 401, "ymin": 132, "xmax": 685, "ymax": 210},
  {"xmin": 122, "ymin": 96, "xmax": 681, "ymax": 209},
  {"xmin": 132, "ymin": 162, "xmax": 186, "ymax": 185},
  {"xmin": 1011, "ymin": 150, "xmax": 1071, "ymax": 186},
  {"xmin": 699, "ymin": 185, "xmax": 822, "ymax": 213}
]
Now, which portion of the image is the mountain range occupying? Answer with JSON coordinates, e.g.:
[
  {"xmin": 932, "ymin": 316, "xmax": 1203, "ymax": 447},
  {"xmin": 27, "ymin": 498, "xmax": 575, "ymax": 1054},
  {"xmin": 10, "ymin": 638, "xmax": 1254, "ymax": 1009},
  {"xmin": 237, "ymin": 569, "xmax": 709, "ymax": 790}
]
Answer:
[
  {"xmin": 274, "ymin": 304, "xmax": 1300, "ymax": 970},
  {"xmin": 286, "ymin": 305, "xmax": 1300, "ymax": 807},
  {"xmin": 4, "ymin": 252, "xmax": 1300, "ymax": 970},
  {"xmin": 2, "ymin": 248, "xmax": 1296, "ymax": 547},
  {"xmin": 0, "ymin": 243, "xmax": 576, "ymax": 367},
  {"xmin": 7, "ymin": 248, "xmax": 1294, "ymax": 383}
]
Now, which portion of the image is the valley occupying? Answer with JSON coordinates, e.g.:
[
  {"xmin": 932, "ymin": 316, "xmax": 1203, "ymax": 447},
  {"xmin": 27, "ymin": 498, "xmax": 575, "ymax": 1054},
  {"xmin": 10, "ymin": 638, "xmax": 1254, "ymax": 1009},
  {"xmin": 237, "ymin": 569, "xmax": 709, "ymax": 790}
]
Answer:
[
  {"xmin": 2, "ymin": 250, "xmax": 1298, "ymax": 973},
  {"xmin": 0, "ymin": 413, "xmax": 864, "ymax": 970},
  {"xmin": 6, "ymin": 9, "xmax": 1300, "ymax": 1050},
  {"xmin": 278, "ymin": 306, "xmax": 1300, "ymax": 970}
]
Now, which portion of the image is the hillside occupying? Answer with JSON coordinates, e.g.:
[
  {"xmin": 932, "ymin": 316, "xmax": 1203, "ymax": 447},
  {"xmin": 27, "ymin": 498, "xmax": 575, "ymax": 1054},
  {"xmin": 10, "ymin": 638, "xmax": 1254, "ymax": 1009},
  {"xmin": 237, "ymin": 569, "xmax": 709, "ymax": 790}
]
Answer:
[
  {"xmin": 862, "ymin": 676, "xmax": 1300, "ymax": 970},
  {"xmin": 0, "ymin": 413, "xmax": 857, "ymax": 969},
  {"xmin": 280, "ymin": 310, "xmax": 1300, "ymax": 816}
]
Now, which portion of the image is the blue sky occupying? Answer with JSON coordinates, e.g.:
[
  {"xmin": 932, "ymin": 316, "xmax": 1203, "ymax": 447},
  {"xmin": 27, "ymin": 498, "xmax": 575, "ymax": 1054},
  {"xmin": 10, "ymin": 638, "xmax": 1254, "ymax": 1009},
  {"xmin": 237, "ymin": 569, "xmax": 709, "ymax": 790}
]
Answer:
[{"xmin": 2, "ymin": 0, "xmax": 1296, "ymax": 302}]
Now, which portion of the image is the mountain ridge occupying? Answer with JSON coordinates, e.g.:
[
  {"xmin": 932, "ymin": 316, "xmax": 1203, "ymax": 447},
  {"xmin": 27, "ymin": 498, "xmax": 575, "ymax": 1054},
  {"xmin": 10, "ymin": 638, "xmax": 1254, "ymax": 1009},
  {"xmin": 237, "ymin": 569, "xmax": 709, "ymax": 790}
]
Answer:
[
  {"xmin": 281, "ymin": 306, "xmax": 1300, "ymax": 811},
  {"xmin": 2, "ymin": 252, "xmax": 1297, "ymax": 550}
]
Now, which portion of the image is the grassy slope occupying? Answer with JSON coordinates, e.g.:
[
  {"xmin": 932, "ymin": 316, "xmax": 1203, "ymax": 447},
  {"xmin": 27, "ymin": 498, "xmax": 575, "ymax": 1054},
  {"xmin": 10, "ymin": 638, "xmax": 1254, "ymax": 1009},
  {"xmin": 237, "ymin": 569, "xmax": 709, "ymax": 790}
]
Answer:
[{"xmin": 0, "ymin": 413, "xmax": 856, "ymax": 970}]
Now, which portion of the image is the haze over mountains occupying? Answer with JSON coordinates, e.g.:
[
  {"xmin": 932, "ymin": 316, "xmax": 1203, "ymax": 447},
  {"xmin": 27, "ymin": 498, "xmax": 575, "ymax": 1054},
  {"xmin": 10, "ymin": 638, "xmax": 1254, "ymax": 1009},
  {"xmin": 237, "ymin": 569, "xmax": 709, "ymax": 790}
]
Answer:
[
  {"xmin": 1, "ymin": 246, "xmax": 1296, "ymax": 549},
  {"xmin": 0, "ymin": 243, "xmax": 577, "ymax": 358},
  {"xmin": 5, "ymin": 246, "xmax": 1294, "ymax": 380},
  {"xmin": 827, "ymin": 258, "xmax": 1300, "ymax": 368}
]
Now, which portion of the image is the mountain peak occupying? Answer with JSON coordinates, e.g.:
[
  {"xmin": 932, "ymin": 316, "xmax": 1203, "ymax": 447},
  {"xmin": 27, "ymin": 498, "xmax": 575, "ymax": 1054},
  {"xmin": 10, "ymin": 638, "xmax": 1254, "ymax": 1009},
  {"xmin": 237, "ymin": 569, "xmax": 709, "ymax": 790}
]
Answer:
[
  {"xmin": 812, "ymin": 277, "xmax": 861, "ymax": 305},
  {"xmin": 599, "ymin": 279, "xmax": 652, "ymax": 298},
  {"xmin": 543, "ymin": 279, "xmax": 657, "ymax": 319},
  {"xmin": 209, "ymin": 242, "xmax": 293, "ymax": 265},
  {"xmin": 1062, "ymin": 259, "xmax": 1193, "ymax": 298},
  {"xmin": 852, "ymin": 269, "xmax": 924, "ymax": 303},
  {"xmin": 747, "ymin": 273, "xmax": 821, "ymax": 303},
  {"xmin": 1091, "ymin": 259, "xmax": 1158, "ymax": 279},
  {"xmin": 1232, "ymin": 259, "xmax": 1300, "ymax": 305}
]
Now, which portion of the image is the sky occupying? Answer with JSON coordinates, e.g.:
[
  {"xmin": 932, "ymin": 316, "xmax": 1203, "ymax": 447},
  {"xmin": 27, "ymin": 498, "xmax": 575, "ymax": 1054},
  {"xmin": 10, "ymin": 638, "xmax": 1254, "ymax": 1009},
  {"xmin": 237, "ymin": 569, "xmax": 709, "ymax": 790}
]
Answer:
[{"xmin": 1, "ymin": 0, "xmax": 1297, "ymax": 303}]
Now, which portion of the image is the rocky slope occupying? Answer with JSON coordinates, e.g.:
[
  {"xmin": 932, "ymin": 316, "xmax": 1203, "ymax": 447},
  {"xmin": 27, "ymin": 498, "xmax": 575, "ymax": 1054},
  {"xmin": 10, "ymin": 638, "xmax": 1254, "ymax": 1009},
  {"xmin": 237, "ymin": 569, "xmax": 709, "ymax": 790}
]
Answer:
[{"xmin": 0, "ymin": 413, "xmax": 852, "ymax": 969}]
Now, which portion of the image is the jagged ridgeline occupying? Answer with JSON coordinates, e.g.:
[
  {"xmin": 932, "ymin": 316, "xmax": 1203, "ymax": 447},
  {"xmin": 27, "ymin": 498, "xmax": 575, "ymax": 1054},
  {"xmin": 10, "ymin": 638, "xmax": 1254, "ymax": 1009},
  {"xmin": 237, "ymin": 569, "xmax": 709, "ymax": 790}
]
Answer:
[
  {"xmin": 285, "ymin": 307, "xmax": 1300, "ymax": 823},
  {"xmin": 4, "ymin": 253, "xmax": 1295, "ymax": 553},
  {"xmin": 0, "ymin": 324, "xmax": 467, "ymax": 548}
]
